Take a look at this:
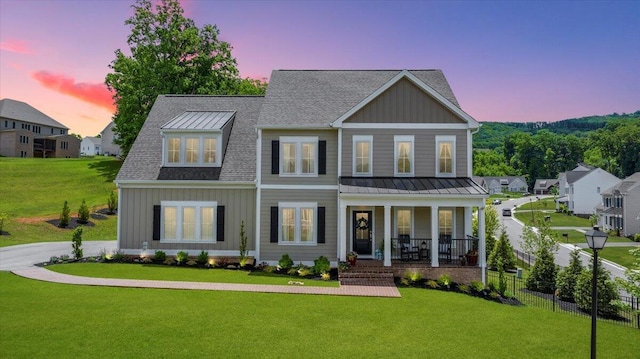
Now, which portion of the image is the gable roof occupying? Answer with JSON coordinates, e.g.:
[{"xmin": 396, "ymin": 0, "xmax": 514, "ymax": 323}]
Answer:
[
  {"xmin": 82, "ymin": 136, "xmax": 102, "ymax": 146},
  {"xmin": 116, "ymin": 95, "xmax": 263, "ymax": 182},
  {"xmin": 257, "ymin": 70, "xmax": 476, "ymax": 128},
  {"xmin": 534, "ymin": 179, "xmax": 558, "ymax": 190},
  {"xmin": 0, "ymin": 98, "xmax": 68, "ymax": 129},
  {"xmin": 602, "ymin": 172, "xmax": 640, "ymax": 195}
]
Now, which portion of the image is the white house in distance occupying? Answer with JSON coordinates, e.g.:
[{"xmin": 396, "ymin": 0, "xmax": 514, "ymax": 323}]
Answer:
[
  {"xmin": 80, "ymin": 136, "xmax": 101, "ymax": 156},
  {"xmin": 100, "ymin": 121, "xmax": 121, "ymax": 157},
  {"xmin": 476, "ymin": 176, "xmax": 528, "ymax": 195},
  {"xmin": 596, "ymin": 172, "xmax": 640, "ymax": 237},
  {"xmin": 557, "ymin": 164, "xmax": 620, "ymax": 216}
]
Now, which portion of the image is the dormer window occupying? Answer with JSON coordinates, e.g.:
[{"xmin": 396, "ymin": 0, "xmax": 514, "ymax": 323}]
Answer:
[{"xmin": 161, "ymin": 111, "xmax": 234, "ymax": 167}]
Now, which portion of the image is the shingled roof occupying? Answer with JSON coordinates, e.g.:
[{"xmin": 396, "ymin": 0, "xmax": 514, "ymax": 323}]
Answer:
[
  {"xmin": 116, "ymin": 95, "xmax": 263, "ymax": 182},
  {"xmin": 257, "ymin": 70, "xmax": 462, "ymax": 128},
  {"xmin": 0, "ymin": 98, "xmax": 68, "ymax": 129}
]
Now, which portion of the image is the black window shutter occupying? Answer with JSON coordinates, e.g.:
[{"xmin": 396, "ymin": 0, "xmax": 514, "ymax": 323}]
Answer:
[
  {"xmin": 271, "ymin": 140, "xmax": 279, "ymax": 174},
  {"xmin": 317, "ymin": 207, "xmax": 325, "ymax": 243},
  {"xmin": 319, "ymin": 140, "xmax": 326, "ymax": 175},
  {"xmin": 270, "ymin": 206, "xmax": 279, "ymax": 243},
  {"xmin": 152, "ymin": 205, "xmax": 161, "ymax": 241},
  {"xmin": 217, "ymin": 206, "xmax": 225, "ymax": 241}
]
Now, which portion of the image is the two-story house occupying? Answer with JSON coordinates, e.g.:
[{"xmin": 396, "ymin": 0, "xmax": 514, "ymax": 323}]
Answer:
[
  {"xmin": 0, "ymin": 98, "xmax": 80, "ymax": 158},
  {"xmin": 115, "ymin": 70, "xmax": 489, "ymax": 282},
  {"xmin": 80, "ymin": 136, "xmax": 101, "ymax": 156},
  {"xmin": 557, "ymin": 164, "xmax": 620, "ymax": 216},
  {"xmin": 597, "ymin": 172, "xmax": 640, "ymax": 237},
  {"xmin": 100, "ymin": 121, "xmax": 122, "ymax": 157}
]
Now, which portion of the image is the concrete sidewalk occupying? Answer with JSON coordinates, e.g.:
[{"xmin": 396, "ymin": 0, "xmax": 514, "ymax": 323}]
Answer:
[{"xmin": 12, "ymin": 267, "xmax": 401, "ymax": 298}]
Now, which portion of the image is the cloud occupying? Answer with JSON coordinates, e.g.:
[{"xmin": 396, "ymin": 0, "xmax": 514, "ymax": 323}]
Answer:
[
  {"xmin": 0, "ymin": 39, "xmax": 34, "ymax": 54},
  {"xmin": 31, "ymin": 71, "xmax": 115, "ymax": 112}
]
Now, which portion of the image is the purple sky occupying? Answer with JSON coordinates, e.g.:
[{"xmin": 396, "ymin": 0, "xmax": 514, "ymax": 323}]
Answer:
[{"xmin": 1, "ymin": 0, "xmax": 638, "ymax": 137}]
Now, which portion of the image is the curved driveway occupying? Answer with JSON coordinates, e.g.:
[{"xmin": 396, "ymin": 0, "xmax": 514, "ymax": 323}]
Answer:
[{"xmin": 0, "ymin": 240, "xmax": 116, "ymax": 271}]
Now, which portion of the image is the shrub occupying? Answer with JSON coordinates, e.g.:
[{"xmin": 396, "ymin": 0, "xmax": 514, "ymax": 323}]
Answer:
[
  {"xmin": 313, "ymin": 256, "xmax": 331, "ymax": 275},
  {"xmin": 186, "ymin": 260, "xmax": 198, "ymax": 266},
  {"xmin": 488, "ymin": 228, "xmax": 517, "ymax": 271},
  {"xmin": 77, "ymin": 199, "xmax": 90, "ymax": 224},
  {"xmin": 574, "ymin": 257, "xmax": 620, "ymax": 317},
  {"xmin": 526, "ymin": 247, "xmax": 557, "ymax": 294},
  {"xmin": 107, "ymin": 191, "xmax": 118, "ymax": 214},
  {"xmin": 287, "ymin": 268, "xmax": 298, "ymax": 276},
  {"xmin": 470, "ymin": 280, "xmax": 484, "ymax": 293},
  {"xmin": 263, "ymin": 265, "xmax": 276, "ymax": 273},
  {"xmin": 175, "ymin": 251, "xmax": 189, "ymax": 264},
  {"xmin": 154, "ymin": 250, "xmax": 166, "ymax": 262},
  {"xmin": 297, "ymin": 266, "xmax": 312, "ymax": 277},
  {"xmin": 320, "ymin": 272, "xmax": 330, "ymax": 281},
  {"xmin": 49, "ymin": 256, "xmax": 60, "ymax": 264},
  {"xmin": 496, "ymin": 258, "xmax": 507, "ymax": 295},
  {"xmin": 112, "ymin": 251, "xmax": 125, "ymax": 262},
  {"xmin": 239, "ymin": 220, "xmax": 248, "ymax": 261},
  {"xmin": 403, "ymin": 270, "xmax": 422, "ymax": 284},
  {"xmin": 71, "ymin": 226, "xmax": 83, "ymax": 260},
  {"xmin": 163, "ymin": 257, "xmax": 176, "ymax": 265},
  {"xmin": 196, "ymin": 250, "xmax": 209, "ymax": 264},
  {"xmin": 141, "ymin": 256, "xmax": 153, "ymax": 264},
  {"xmin": 458, "ymin": 284, "xmax": 470, "ymax": 294},
  {"xmin": 633, "ymin": 233, "xmax": 640, "ymax": 242},
  {"xmin": 0, "ymin": 212, "xmax": 8, "ymax": 235},
  {"xmin": 556, "ymin": 249, "xmax": 583, "ymax": 302},
  {"xmin": 426, "ymin": 280, "xmax": 439, "ymax": 289},
  {"xmin": 278, "ymin": 254, "xmax": 294, "ymax": 270},
  {"xmin": 437, "ymin": 273, "xmax": 452, "ymax": 287},
  {"xmin": 59, "ymin": 201, "xmax": 71, "ymax": 228},
  {"xmin": 338, "ymin": 261, "xmax": 350, "ymax": 271}
]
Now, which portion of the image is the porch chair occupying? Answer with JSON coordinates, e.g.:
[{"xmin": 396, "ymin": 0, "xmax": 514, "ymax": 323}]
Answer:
[
  {"xmin": 399, "ymin": 234, "xmax": 419, "ymax": 261},
  {"xmin": 438, "ymin": 234, "xmax": 452, "ymax": 263}
]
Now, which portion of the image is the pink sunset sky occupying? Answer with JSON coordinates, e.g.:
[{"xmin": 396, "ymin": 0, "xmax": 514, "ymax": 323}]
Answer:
[{"xmin": 1, "ymin": 0, "xmax": 638, "ymax": 137}]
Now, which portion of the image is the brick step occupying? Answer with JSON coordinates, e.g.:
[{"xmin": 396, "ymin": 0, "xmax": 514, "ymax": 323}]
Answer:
[
  {"xmin": 338, "ymin": 271, "xmax": 394, "ymax": 279},
  {"xmin": 339, "ymin": 276, "xmax": 396, "ymax": 286}
]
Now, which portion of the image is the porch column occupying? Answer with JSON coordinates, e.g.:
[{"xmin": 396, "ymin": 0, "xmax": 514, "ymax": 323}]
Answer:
[
  {"xmin": 478, "ymin": 206, "xmax": 486, "ymax": 284},
  {"xmin": 339, "ymin": 203, "xmax": 347, "ymax": 261},
  {"xmin": 384, "ymin": 204, "xmax": 391, "ymax": 267},
  {"xmin": 464, "ymin": 206, "xmax": 473, "ymax": 252},
  {"xmin": 431, "ymin": 205, "xmax": 439, "ymax": 267}
]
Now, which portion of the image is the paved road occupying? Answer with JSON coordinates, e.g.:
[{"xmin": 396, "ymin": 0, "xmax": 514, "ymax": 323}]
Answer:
[
  {"xmin": 492, "ymin": 196, "xmax": 635, "ymax": 281},
  {"xmin": 0, "ymin": 240, "xmax": 116, "ymax": 271}
]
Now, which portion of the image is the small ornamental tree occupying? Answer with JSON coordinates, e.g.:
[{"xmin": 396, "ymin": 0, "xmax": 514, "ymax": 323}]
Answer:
[
  {"xmin": 556, "ymin": 249, "xmax": 584, "ymax": 302},
  {"xmin": 575, "ymin": 256, "xmax": 620, "ymax": 317},
  {"xmin": 77, "ymin": 200, "xmax": 90, "ymax": 224},
  {"xmin": 0, "ymin": 212, "xmax": 7, "ymax": 235},
  {"xmin": 488, "ymin": 227, "xmax": 518, "ymax": 271},
  {"xmin": 239, "ymin": 220, "xmax": 248, "ymax": 266},
  {"xmin": 71, "ymin": 226, "xmax": 83, "ymax": 260},
  {"xmin": 107, "ymin": 191, "xmax": 118, "ymax": 214},
  {"xmin": 525, "ymin": 247, "xmax": 557, "ymax": 294},
  {"xmin": 473, "ymin": 205, "xmax": 500, "ymax": 256},
  {"xmin": 59, "ymin": 201, "xmax": 71, "ymax": 228}
]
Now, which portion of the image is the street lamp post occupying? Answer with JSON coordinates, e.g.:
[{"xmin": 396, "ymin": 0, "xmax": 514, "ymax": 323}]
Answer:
[{"xmin": 584, "ymin": 226, "xmax": 609, "ymax": 359}]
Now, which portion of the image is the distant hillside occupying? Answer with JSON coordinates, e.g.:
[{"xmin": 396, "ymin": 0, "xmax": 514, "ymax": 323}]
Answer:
[{"xmin": 474, "ymin": 110, "xmax": 640, "ymax": 149}]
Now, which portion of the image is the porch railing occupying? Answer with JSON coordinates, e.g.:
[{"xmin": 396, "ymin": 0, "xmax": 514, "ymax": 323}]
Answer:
[{"xmin": 390, "ymin": 236, "xmax": 479, "ymax": 266}]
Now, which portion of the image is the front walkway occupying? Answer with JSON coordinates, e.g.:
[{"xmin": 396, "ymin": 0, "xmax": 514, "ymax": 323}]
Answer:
[{"xmin": 11, "ymin": 267, "xmax": 401, "ymax": 298}]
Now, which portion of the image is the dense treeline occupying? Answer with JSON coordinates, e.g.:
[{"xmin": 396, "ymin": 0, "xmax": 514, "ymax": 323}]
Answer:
[{"xmin": 472, "ymin": 111, "xmax": 640, "ymax": 186}]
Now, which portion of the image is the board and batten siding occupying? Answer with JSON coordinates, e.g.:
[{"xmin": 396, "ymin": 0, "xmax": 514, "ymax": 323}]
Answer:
[
  {"xmin": 342, "ymin": 128, "xmax": 468, "ymax": 177},
  {"xmin": 261, "ymin": 129, "xmax": 338, "ymax": 185},
  {"xmin": 345, "ymin": 78, "xmax": 465, "ymax": 124},
  {"xmin": 260, "ymin": 189, "xmax": 337, "ymax": 262},
  {"xmin": 119, "ymin": 187, "xmax": 255, "ymax": 252}
]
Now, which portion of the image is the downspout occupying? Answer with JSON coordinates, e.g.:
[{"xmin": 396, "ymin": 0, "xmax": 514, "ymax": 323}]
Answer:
[{"xmin": 255, "ymin": 129, "xmax": 262, "ymax": 262}]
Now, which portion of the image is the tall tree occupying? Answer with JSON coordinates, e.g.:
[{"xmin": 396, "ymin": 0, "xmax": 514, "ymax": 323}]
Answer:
[{"xmin": 105, "ymin": 0, "xmax": 265, "ymax": 157}]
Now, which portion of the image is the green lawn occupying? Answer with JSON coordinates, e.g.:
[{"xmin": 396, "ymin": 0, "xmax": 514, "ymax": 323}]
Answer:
[
  {"xmin": 552, "ymin": 230, "xmax": 635, "ymax": 244},
  {"xmin": 514, "ymin": 211, "xmax": 592, "ymax": 227},
  {"xmin": 47, "ymin": 263, "xmax": 339, "ymax": 287},
  {"xmin": 0, "ymin": 157, "xmax": 121, "ymax": 247},
  {"xmin": 582, "ymin": 246, "xmax": 640, "ymax": 269},
  {"xmin": 1, "ymin": 272, "xmax": 638, "ymax": 358},
  {"xmin": 522, "ymin": 198, "xmax": 556, "ymax": 211}
]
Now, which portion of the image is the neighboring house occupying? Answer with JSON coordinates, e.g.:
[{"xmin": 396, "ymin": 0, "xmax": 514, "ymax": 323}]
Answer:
[
  {"xmin": 81, "ymin": 136, "xmax": 102, "ymax": 156},
  {"xmin": 533, "ymin": 179, "xmax": 558, "ymax": 195},
  {"xmin": 596, "ymin": 172, "xmax": 640, "ymax": 237},
  {"xmin": 100, "ymin": 121, "xmax": 122, "ymax": 157},
  {"xmin": 477, "ymin": 176, "xmax": 528, "ymax": 195},
  {"xmin": 0, "ymin": 98, "xmax": 80, "ymax": 158},
  {"xmin": 115, "ymin": 69, "xmax": 489, "ymax": 282},
  {"xmin": 557, "ymin": 164, "xmax": 620, "ymax": 216}
]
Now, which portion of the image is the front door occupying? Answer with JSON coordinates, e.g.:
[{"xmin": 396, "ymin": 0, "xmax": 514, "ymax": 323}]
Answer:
[{"xmin": 352, "ymin": 211, "xmax": 373, "ymax": 256}]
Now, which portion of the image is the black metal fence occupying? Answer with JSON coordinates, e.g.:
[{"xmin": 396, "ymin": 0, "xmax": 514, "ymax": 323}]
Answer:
[{"xmin": 487, "ymin": 270, "xmax": 640, "ymax": 329}]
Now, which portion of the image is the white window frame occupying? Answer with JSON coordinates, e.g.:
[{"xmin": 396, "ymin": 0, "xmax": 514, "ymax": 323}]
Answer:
[
  {"xmin": 161, "ymin": 201, "xmax": 217, "ymax": 243},
  {"xmin": 162, "ymin": 133, "xmax": 222, "ymax": 167},
  {"xmin": 279, "ymin": 136, "xmax": 318, "ymax": 177},
  {"xmin": 436, "ymin": 135, "xmax": 456, "ymax": 177},
  {"xmin": 352, "ymin": 135, "xmax": 373, "ymax": 176},
  {"xmin": 394, "ymin": 207, "xmax": 414, "ymax": 238},
  {"xmin": 438, "ymin": 208, "xmax": 455, "ymax": 237},
  {"xmin": 394, "ymin": 135, "xmax": 414, "ymax": 176},
  {"xmin": 278, "ymin": 202, "xmax": 318, "ymax": 245}
]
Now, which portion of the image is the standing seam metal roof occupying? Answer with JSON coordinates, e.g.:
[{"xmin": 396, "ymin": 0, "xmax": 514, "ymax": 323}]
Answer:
[{"xmin": 161, "ymin": 111, "xmax": 235, "ymax": 131}]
